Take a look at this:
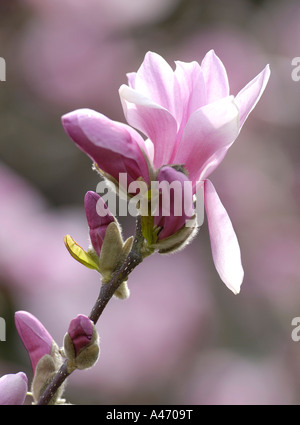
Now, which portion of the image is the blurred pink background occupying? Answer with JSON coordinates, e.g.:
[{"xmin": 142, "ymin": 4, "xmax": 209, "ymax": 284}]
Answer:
[{"xmin": 1, "ymin": 0, "xmax": 300, "ymax": 405}]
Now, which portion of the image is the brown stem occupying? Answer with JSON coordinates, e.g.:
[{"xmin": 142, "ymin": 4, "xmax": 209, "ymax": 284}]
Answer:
[{"xmin": 37, "ymin": 216, "xmax": 144, "ymax": 405}]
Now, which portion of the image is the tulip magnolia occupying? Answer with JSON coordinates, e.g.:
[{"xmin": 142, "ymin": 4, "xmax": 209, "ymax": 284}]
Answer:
[{"xmin": 62, "ymin": 50, "xmax": 270, "ymax": 294}]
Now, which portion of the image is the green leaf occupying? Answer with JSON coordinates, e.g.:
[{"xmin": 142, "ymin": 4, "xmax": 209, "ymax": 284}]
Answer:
[{"xmin": 64, "ymin": 235, "xmax": 100, "ymax": 272}]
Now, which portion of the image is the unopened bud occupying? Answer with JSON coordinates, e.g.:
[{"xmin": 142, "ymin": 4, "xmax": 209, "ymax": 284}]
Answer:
[
  {"xmin": 98, "ymin": 221, "xmax": 133, "ymax": 285},
  {"xmin": 85, "ymin": 191, "xmax": 115, "ymax": 256},
  {"xmin": 148, "ymin": 166, "xmax": 199, "ymax": 253},
  {"xmin": 14, "ymin": 311, "xmax": 63, "ymax": 404},
  {"xmin": 63, "ymin": 315, "xmax": 100, "ymax": 371},
  {"xmin": 0, "ymin": 372, "xmax": 28, "ymax": 405},
  {"xmin": 15, "ymin": 311, "xmax": 56, "ymax": 374}
]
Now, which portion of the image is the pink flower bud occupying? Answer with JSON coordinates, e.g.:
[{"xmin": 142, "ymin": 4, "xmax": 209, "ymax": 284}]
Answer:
[
  {"xmin": 67, "ymin": 314, "xmax": 94, "ymax": 356},
  {"xmin": 0, "ymin": 372, "xmax": 28, "ymax": 405},
  {"xmin": 84, "ymin": 191, "xmax": 114, "ymax": 256},
  {"xmin": 154, "ymin": 166, "xmax": 194, "ymax": 240},
  {"xmin": 15, "ymin": 311, "xmax": 54, "ymax": 374}
]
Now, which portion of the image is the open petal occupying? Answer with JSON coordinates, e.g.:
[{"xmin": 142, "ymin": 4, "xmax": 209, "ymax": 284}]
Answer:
[
  {"xmin": 126, "ymin": 72, "xmax": 137, "ymax": 89},
  {"xmin": 134, "ymin": 51, "xmax": 177, "ymax": 116},
  {"xmin": 174, "ymin": 60, "xmax": 207, "ymax": 117},
  {"xmin": 62, "ymin": 108, "xmax": 150, "ymax": 185},
  {"xmin": 173, "ymin": 96, "xmax": 240, "ymax": 185},
  {"xmin": 119, "ymin": 85, "xmax": 178, "ymax": 168},
  {"xmin": 170, "ymin": 60, "xmax": 207, "ymax": 157},
  {"xmin": 201, "ymin": 50, "xmax": 230, "ymax": 103},
  {"xmin": 235, "ymin": 64, "xmax": 271, "ymax": 130},
  {"xmin": 204, "ymin": 180, "xmax": 243, "ymax": 294}
]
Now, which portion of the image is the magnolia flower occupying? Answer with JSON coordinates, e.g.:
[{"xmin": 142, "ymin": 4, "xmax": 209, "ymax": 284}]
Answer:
[
  {"xmin": 0, "ymin": 372, "xmax": 28, "ymax": 405},
  {"xmin": 62, "ymin": 50, "xmax": 270, "ymax": 294}
]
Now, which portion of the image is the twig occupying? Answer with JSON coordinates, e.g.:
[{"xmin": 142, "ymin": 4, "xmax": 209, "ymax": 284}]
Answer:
[{"xmin": 37, "ymin": 216, "xmax": 144, "ymax": 405}]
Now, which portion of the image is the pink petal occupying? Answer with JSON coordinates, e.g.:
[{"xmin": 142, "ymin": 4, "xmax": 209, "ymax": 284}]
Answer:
[
  {"xmin": 0, "ymin": 372, "xmax": 28, "ymax": 405},
  {"xmin": 119, "ymin": 85, "xmax": 178, "ymax": 168},
  {"xmin": 173, "ymin": 96, "xmax": 239, "ymax": 185},
  {"xmin": 204, "ymin": 180, "xmax": 243, "ymax": 294},
  {"xmin": 68, "ymin": 314, "xmax": 94, "ymax": 356},
  {"xmin": 15, "ymin": 311, "xmax": 53, "ymax": 374},
  {"xmin": 62, "ymin": 109, "xmax": 150, "ymax": 185},
  {"xmin": 134, "ymin": 51, "xmax": 177, "ymax": 117},
  {"xmin": 235, "ymin": 64, "xmax": 271, "ymax": 129},
  {"xmin": 126, "ymin": 72, "xmax": 137, "ymax": 89},
  {"xmin": 174, "ymin": 60, "xmax": 207, "ymax": 117},
  {"xmin": 201, "ymin": 50, "xmax": 230, "ymax": 103},
  {"xmin": 84, "ymin": 191, "xmax": 114, "ymax": 256},
  {"xmin": 154, "ymin": 166, "xmax": 194, "ymax": 240},
  {"xmin": 170, "ymin": 60, "xmax": 207, "ymax": 158}
]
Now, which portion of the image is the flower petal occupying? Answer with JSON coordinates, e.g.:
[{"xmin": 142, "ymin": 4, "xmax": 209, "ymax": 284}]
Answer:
[
  {"xmin": 174, "ymin": 60, "xmax": 207, "ymax": 118},
  {"xmin": 201, "ymin": 50, "xmax": 230, "ymax": 103},
  {"xmin": 0, "ymin": 372, "xmax": 28, "ymax": 405},
  {"xmin": 84, "ymin": 191, "xmax": 114, "ymax": 256},
  {"xmin": 173, "ymin": 96, "xmax": 240, "ymax": 185},
  {"xmin": 15, "ymin": 311, "xmax": 54, "ymax": 374},
  {"xmin": 68, "ymin": 315, "xmax": 94, "ymax": 356},
  {"xmin": 119, "ymin": 85, "xmax": 178, "ymax": 168},
  {"xmin": 204, "ymin": 180, "xmax": 243, "ymax": 294},
  {"xmin": 170, "ymin": 60, "xmax": 207, "ymax": 158},
  {"xmin": 62, "ymin": 108, "xmax": 150, "ymax": 185},
  {"xmin": 235, "ymin": 64, "xmax": 271, "ymax": 130},
  {"xmin": 134, "ymin": 51, "xmax": 177, "ymax": 116},
  {"xmin": 154, "ymin": 166, "xmax": 194, "ymax": 240}
]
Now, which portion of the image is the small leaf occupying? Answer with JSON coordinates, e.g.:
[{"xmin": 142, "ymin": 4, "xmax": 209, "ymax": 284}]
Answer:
[{"xmin": 64, "ymin": 235, "xmax": 100, "ymax": 271}]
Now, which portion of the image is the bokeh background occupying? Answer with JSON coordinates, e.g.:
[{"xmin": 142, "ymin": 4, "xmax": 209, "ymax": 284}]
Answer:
[{"xmin": 1, "ymin": 0, "xmax": 300, "ymax": 405}]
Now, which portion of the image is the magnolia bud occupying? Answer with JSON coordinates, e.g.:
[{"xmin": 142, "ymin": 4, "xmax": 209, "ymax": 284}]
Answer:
[
  {"xmin": 98, "ymin": 221, "xmax": 133, "ymax": 286},
  {"xmin": 14, "ymin": 311, "xmax": 63, "ymax": 404},
  {"xmin": 15, "ymin": 311, "xmax": 57, "ymax": 374},
  {"xmin": 153, "ymin": 215, "xmax": 198, "ymax": 253},
  {"xmin": 142, "ymin": 166, "xmax": 199, "ymax": 253},
  {"xmin": 63, "ymin": 315, "xmax": 100, "ymax": 371},
  {"xmin": 0, "ymin": 372, "xmax": 28, "ymax": 405},
  {"xmin": 84, "ymin": 191, "xmax": 115, "ymax": 256}
]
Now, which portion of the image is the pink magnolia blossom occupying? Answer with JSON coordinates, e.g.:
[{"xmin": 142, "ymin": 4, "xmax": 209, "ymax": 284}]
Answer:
[
  {"xmin": 0, "ymin": 372, "xmax": 28, "ymax": 405},
  {"xmin": 15, "ymin": 311, "xmax": 54, "ymax": 374},
  {"xmin": 62, "ymin": 51, "xmax": 270, "ymax": 294}
]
